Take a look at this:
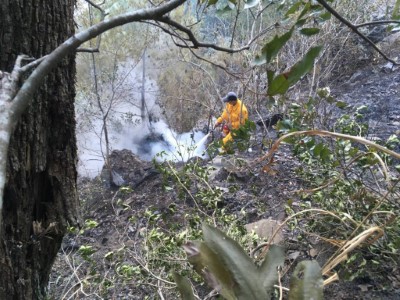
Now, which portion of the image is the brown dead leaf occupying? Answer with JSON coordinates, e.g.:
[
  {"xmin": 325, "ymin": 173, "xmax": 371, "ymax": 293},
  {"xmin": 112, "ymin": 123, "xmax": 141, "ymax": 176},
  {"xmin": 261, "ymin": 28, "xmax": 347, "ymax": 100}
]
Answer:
[{"xmin": 309, "ymin": 248, "xmax": 319, "ymax": 258}]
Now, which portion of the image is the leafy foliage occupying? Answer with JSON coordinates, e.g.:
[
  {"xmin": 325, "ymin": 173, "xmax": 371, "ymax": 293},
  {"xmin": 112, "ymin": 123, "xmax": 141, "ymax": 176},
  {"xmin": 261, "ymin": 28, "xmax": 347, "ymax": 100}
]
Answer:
[
  {"xmin": 273, "ymin": 91, "xmax": 400, "ymax": 285},
  {"xmin": 175, "ymin": 223, "xmax": 323, "ymax": 299},
  {"xmin": 63, "ymin": 0, "xmax": 400, "ymax": 298}
]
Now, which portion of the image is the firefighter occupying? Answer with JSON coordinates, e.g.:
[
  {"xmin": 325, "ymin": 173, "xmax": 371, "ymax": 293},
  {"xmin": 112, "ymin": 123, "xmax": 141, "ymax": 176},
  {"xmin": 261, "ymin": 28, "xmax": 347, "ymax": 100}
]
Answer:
[{"xmin": 214, "ymin": 92, "xmax": 249, "ymax": 149}]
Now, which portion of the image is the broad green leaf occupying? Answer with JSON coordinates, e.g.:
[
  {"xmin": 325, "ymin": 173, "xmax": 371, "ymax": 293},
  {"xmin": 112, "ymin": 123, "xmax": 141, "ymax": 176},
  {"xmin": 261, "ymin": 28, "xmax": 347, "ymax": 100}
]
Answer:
[
  {"xmin": 244, "ymin": 0, "xmax": 260, "ymax": 9},
  {"xmin": 262, "ymin": 27, "xmax": 294, "ymax": 64},
  {"xmin": 286, "ymin": 46, "xmax": 322, "ymax": 86},
  {"xmin": 320, "ymin": 146, "xmax": 330, "ymax": 161},
  {"xmin": 319, "ymin": 11, "xmax": 331, "ymax": 21},
  {"xmin": 267, "ymin": 69, "xmax": 275, "ymax": 86},
  {"xmin": 310, "ymin": 4, "xmax": 323, "ymax": 11},
  {"xmin": 313, "ymin": 142, "xmax": 324, "ymax": 156},
  {"xmin": 258, "ymin": 245, "xmax": 285, "ymax": 294},
  {"xmin": 202, "ymin": 223, "xmax": 268, "ymax": 300},
  {"xmin": 275, "ymin": 119, "xmax": 293, "ymax": 132},
  {"xmin": 299, "ymin": 28, "xmax": 320, "ymax": 36},
  {"xmin": 183, "ymin": 241, "xmax": 236, "ymax": 299},
  {"xmin": 295, "ymin": 19, "xmax": 307, "ymax": 27},
  {"xmin": 298, "ymin": 2, "xmax": 310, "ymax": 20},
  {"xmin": 289, "ymin": 261, "xmax": 323, "ymax": 300},
  {"xmin": 173, "ymin": 272, "xmax": 196, "ymax": 300},
  {"xmin": 285, "ymin": 1, "xmax": 303, "ymax": 17},
  {"xmin": 267, "ymin": 74, "xmax": 289, "ymax": 96}
]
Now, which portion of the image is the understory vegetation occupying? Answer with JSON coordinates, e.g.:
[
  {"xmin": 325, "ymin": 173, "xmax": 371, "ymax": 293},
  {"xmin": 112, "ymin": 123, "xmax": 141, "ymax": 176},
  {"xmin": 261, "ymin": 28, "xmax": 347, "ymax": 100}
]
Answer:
[{"xmin": 49, "ymin": 0, "xmax": 400, "ymax": 299}]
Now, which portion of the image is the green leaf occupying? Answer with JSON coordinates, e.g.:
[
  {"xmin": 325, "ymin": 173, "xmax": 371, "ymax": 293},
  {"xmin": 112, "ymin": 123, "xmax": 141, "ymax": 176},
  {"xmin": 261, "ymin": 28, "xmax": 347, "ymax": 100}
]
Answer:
[
  {"xmin": 275, "ymin": 119, "xmax": 293, "ymax": 132},
  {"xmin": 244, "ymin": 0, "xmax": 260, "ymax": 9},
  {"xmin": 289, "ymin": 261, "xmax": 323, "ymax": 300},
  {"xmin": 299, "ymin": 28, "xmax": 320, "ymax": 36},
  {"xmin": 298, "ymin": 2, "xmax": 311, "ymax": 20},
  {"xmin": 286, "ymin": 46, "xmax": 322, "ymax": 86},
  {"xmin": 202, "ymin": 223, "xmax": 268, "ymax": 300},
  {"xmin": 267, "ymin": 69, "xmax": 275, "ymax": 85},
  {"xmin": 310, "ymin": 4, "xmax": 323, "ymax": 11},
  {"xmin": 173, "ymin": 272, "xmax": 196, "ymax": 300},
  {"xmin": 320, "ymin": 146, "xmax": 331, "ymax": 162},
  {"xmin": 336, "ymin": 100, "xmax": 347, "ymax": 109},
  {"xmin": 392, "ymin": 0, "xmax": 400, "ymax": 19},
  {"xmin": 262, "ymin": 27, "xmax": 294, "ymax": 63},
  {"xmin": 258, "ymin": 245, "xmax": 285, "ymax": 294},
  {"xmin": 183, "ymin": 241, "xmax": 236, "ymax": 299},
  {"xmin": 295, "ymin": 19, "xmax": 307, "ymax": 27},
  {"xmin": 267, "ymin": 74, "xmax": 289, "ymax": 96},
  {"xmin": 319, "ymin": 11, "xmax": 331, "ymax": 21},
  {"xmin": 285, "ymin": 1, "xmax": 303, "ymax": 17},
  {"xmin": 313, "ymin": 142, "xmax": 324, "ymax": 156},
  {"xmin": 313, "ymin": 143, "xmax": 331, "ymax": 161}
]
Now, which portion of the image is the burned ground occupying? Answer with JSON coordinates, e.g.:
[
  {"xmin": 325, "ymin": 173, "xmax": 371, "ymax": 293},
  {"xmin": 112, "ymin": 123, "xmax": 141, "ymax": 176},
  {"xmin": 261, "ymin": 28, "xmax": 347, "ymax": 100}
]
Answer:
[{"xmin": 48, "ymin": 37, "xmax": 400, "ymax": 299}]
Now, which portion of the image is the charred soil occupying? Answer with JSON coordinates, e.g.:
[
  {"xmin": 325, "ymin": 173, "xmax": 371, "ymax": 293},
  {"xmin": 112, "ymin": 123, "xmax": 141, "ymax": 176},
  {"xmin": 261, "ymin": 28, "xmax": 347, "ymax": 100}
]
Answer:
[{"xmin": 49, "ymin": 43, "xmax": 400, "ymax": 299}]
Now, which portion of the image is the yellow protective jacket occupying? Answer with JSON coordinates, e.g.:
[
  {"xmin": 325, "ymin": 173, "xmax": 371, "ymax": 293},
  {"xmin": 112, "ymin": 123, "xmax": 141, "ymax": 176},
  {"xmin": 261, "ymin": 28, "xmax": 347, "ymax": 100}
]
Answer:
[
  {"xmin": 216, "ymin": 99, "xmax": 249, "ymax": 145},
  {"xmin": 217, "ymin": 99, "xmax": 248, "ymax": 130}
]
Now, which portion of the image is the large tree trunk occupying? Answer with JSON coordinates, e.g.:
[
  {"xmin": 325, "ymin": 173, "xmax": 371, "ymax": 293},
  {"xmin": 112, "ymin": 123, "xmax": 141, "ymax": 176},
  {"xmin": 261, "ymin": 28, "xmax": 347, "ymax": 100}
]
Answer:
[{"xmin": 0, "ymin": 1, "xmax": 80, "ymax": 299}]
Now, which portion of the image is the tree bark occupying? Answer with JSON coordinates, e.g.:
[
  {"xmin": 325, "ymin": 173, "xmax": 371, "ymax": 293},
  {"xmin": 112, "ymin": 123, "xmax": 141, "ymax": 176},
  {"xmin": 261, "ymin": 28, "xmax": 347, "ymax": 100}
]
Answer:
[{"xmin": 0, "ymin": 1, "xmax": 80, "ymax": 299}]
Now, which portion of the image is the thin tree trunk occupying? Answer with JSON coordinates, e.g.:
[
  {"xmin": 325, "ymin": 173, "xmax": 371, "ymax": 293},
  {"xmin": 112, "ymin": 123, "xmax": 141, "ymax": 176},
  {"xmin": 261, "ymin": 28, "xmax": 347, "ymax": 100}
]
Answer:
[
  {"xmin": 0, "ymin": 1, "xmax": 79, "ymax": 299},
  {"xmin": 90, "ymin": 51, "xmax": 112, "ymax": 182},
  {"xmin": 141, "ymin": 48, "xmax": 147, "ymax": 121}
]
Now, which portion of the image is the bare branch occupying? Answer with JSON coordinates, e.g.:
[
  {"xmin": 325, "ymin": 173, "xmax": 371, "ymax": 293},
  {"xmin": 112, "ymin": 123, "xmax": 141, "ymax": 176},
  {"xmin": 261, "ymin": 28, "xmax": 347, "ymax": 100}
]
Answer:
[
  {"xmin": 355, "ymin": 20, "xmax": 400, "ymax": 29},
  {"xmin": 19, "ymin": 55, "xmax": 47, "ymax": 73},
  {"xmin": 10, "ymin": 0, "xmax": 187, "ymax": 124},
  {"xmin": 156, "ymin": 16, "xmax": 250, "ymax": 52},
  {"xmin": 76, "ymin": 48, "xmax": 100, "ymax": 53},
  {"xmin": 77, "ymin": 0, "xmax": 108, "ymax": 52},
  {"xmin": 157, "ymin": 24, "xmax": 245, "ymax": 78},
  {"xmin": 230, "ymin": 0, "xmax": 241, "ymax": 48},
  {"xmin": 83, "ymin": 0, "xmax": 106, "ymax": 12}
]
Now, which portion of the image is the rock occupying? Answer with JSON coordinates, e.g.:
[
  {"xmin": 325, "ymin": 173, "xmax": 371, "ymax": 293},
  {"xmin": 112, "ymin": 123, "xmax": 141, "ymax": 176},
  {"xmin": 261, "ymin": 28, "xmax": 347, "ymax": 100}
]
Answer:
[
  {"xmin": 245, "ymin": 218, "xmax": 284, "ymax": 245},
  {"xmin": 111, "ymin": 170, "xmax": 125, "ymax": 187}
]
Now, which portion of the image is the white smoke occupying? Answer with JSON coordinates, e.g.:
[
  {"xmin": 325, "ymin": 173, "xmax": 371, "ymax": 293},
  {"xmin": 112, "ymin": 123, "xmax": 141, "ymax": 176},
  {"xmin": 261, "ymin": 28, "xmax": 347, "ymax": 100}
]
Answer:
[
  {"xmin": 118, "ymin": 120, "xmax": 207, "ymax": 161},
  {"xmin": 75, "ymin": 58, "xmax": 207, "ymax": 178},
  {"xmin": 76, "ymin": 119, "xmax": 207, "ymax": 178}
]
